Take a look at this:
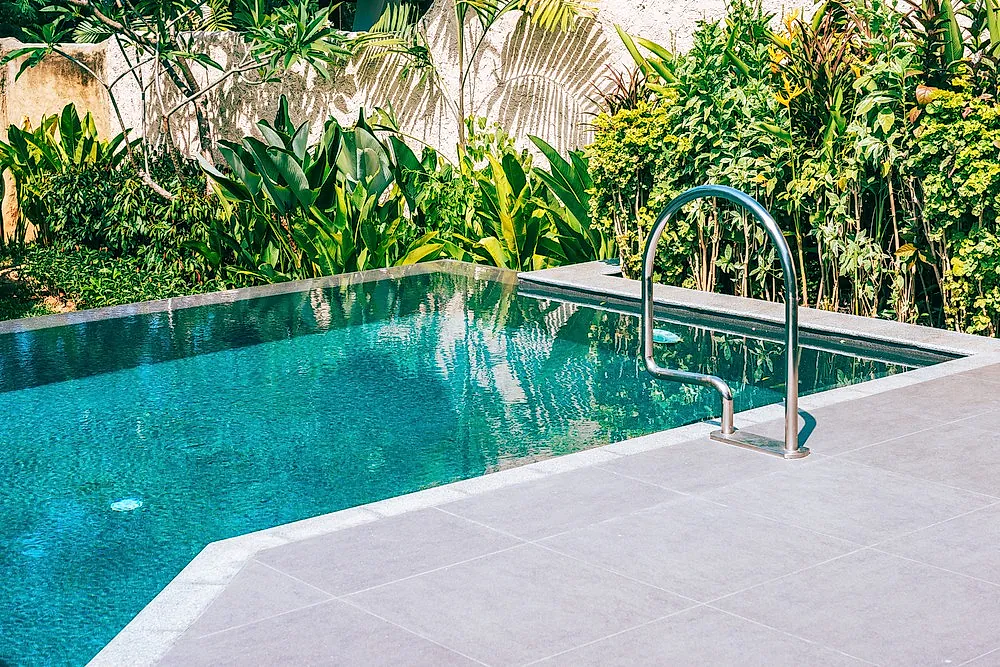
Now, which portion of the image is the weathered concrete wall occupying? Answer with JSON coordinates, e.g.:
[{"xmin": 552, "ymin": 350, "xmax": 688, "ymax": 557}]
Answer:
[
  {"xmin": 0, "ymin": 39, "xmax": 113, "ymax": 136},
  {"xmin": 152, "ymin": 0, "xmax": 754, "ymax": 158},
  {"xmin": 0, "ymin": 39, "xmax": 117, "ymax": 240}
]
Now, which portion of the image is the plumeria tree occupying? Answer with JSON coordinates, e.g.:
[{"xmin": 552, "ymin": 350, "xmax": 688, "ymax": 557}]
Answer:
[{"xmin": 3, "ymin": 0, "xmax": 355, "ymax": 198}]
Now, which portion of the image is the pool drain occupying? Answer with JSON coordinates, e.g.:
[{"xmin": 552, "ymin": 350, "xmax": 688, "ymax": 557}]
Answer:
[{"xmin": 110, "ymin": 497, "xmax": 143, "ymax": 512}]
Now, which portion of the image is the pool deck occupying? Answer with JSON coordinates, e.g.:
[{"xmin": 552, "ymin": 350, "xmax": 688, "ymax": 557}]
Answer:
[{"xmin": 92, "ymin": 262, "xmax": 1000, "ymax": 666}]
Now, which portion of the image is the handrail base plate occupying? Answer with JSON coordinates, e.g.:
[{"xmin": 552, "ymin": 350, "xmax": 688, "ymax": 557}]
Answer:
[{"xmin": 711, "ymin": 429, "xmax": 810, "ymax": 459}]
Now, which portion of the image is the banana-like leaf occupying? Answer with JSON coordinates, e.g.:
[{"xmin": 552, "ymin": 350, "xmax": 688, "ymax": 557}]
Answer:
[
  {"xmin": 477, "ymin": 235, "xmax": 508, "ymax": 268},
  {"xmin": 941, "ymin": 0, "xmax": 964, "ymax": 64}
]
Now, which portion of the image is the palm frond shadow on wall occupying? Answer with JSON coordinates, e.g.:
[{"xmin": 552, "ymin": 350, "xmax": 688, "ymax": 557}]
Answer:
[
  {"xmin": 149, "ymin": 9, "xmax": 610, "ymax": 157},
  {"xmin": 476, "ymin": 15, "xmax": 610, "ymax": 153}
]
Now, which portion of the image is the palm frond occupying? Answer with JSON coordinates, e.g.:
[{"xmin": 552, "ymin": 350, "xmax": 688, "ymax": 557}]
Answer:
[
  {"xmin": 524, "ymin": 0, "xmax": 595, "ymax": 31},
  {"xmin": 72, "ymin": 16, "xmax": 113, "ymax": 43}
]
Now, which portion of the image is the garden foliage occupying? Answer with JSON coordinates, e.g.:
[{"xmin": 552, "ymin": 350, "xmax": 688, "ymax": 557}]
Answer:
[
  {"xmin": 196, "ymin": 101, "xmax": 611, "ymax": 278},
  {"xmin": 590, "ymin": 0, "xmax": 1000, "ymax": 334}
]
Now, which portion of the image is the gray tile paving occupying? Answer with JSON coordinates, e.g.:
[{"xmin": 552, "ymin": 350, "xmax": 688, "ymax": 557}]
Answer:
[
  {"xmin": 878, "ymin": 502, "xmax": 1000, "ymax": 584},
  {"xmin": 540, "ymin": 497, "xmax": 857, "ymax": 601},
  {"xmin": 441, "ymin": 466, "xmax": 682, "ymax": 540},
  {"xmin": 961, "ymin": 364, "xmax": 1000, "ymax": 384},
  {"xmin": 346, "ymin": 543, "xmax": 693, "ymax": 665},
  {"xmin": 745, "ymin": 400, "xmax": 944, "ymax": 455},
  {"xmin": 256, "ymin": 508, "xmax": 520, "ymax": 596},
  {"xmin": 597, "ymin": 436, "xmax": 789, "ymax": 492},
  {"xmin": 844, "ymin": 420, "xmax": 1000, "ymax": 496},
  {"xmin": 534, "ymin": 605, "xmax": 870, "ymax": 666},
  {"xmin": 703, "ymin": 456, "xmax": 993, "ymax": 544},
  {"xmin": 715, "ymin": 549, "xmax": 1000, "ymax": 666},
  {"xmin": 863, "ymin": 373, "xmax": 1000, "ymax": 416},
  {"xmin": 182, "ymin": 561, "xmax": 331, "ymax": 638},
  {"xmin": 161, "ymin": 599, "xmax": 478, "ymax": 666}
]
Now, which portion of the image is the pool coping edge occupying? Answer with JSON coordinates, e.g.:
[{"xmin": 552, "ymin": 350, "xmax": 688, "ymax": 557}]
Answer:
[{"xmin": 518, "ymin": 260, "xmax": 1000, "ymax": 357}]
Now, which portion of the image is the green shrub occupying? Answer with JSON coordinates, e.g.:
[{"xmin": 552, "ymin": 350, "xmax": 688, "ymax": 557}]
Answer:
[
  {"xmin": 586, "ymin": 102, "xmax": 686, "ymax": 281},
  {"xmin": 21, "ymin": 246, "xmax": 234, "ymax": 310},
  {"xmin": 908, "ymin": 90, "xmax": 1000, "ymax": 334},
  {"xmin": 18, "ymin": 148, "xmax": 230, "ymax": 283}
]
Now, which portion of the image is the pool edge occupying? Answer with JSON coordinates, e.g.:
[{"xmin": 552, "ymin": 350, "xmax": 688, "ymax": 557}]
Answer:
[
  {"xmin": 518, "ymin": 260, "xmax": 1000, "ymax": 357},
  {"xmin": 0, "ymin": 260, "xmax": 516, "ymax": 336}
]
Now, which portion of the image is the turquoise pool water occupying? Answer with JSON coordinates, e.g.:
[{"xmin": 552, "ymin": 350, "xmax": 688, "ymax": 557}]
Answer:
[{"xmin": 0, "ymin": 269, "xmax": 919, "ymax": 665}]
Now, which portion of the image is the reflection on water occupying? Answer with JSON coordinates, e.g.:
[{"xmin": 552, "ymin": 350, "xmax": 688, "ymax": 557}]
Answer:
[{"xmin": 0, "ymin": 271, "xmax": 914, "ymax": 665}]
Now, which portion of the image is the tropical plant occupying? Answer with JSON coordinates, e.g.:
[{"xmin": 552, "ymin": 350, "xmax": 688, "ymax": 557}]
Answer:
[
  {"xmin": 529, "ymin": 135, "xmax": 609, "ymax": 263},
  {"xmin": 590, "ymin": 65, "xmax": 653, "ymax": 115},
  {"xmin": 0, "ymin": 104, "xmax": 134, "ymax": 245},
  {"xmin": 198, "ymin": 96, "xmax": 442, "ymax": 280}
]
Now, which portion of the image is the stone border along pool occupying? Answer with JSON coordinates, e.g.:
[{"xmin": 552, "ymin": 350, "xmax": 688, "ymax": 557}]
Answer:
[{"xmin": 81, "ymin": 259, "xmax": 1000, "ymax": 665}]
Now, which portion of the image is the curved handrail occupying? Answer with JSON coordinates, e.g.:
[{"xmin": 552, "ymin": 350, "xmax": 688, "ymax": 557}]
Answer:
[{"xmin": 641, "ymin": 184, "xmax": 804, "ymax": 457}]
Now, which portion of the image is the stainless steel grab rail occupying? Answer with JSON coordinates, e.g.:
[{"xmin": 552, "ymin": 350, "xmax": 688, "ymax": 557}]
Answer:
[{"xmin": 641, "ymin": 184, "xmax": 808, "ymax": 459}]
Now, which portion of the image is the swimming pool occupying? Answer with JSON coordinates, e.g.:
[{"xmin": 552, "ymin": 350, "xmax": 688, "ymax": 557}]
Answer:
[{"xmin": 0, "ymin": 263, "xmax": 938, "ymax": 664}]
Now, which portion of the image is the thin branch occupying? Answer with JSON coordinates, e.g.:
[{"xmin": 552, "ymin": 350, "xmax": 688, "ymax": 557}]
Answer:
[
  {"xmin": 46, "ymin": 44, "xmax": 176, "ymax": 200},
  {"xmin": 163, "ymin": 59, "xmax": 268, "ymax": 119}
]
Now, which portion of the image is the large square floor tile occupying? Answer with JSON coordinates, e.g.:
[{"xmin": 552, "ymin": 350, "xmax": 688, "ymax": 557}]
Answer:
[
  {"xmin": 441, "ymin": 466, "xmax": 682, "ymax": 540},
  {"xmin": 716, "ymin": 549, "xmax": 1000, "ymax": 666},
  {"xmin": 878, "ymin": 502, "xmax": 1000, "ymax": 583},
  {"xmin": 844, "ymin": 421, "xmax": 1000, "ymax": 496},
  {"xmin": 703, "ymin": 457, "xmax": 991, "ymax": 544},
  {"xmin": 160, "ymin": 599, "xmax": 476, "ymax": 666},
  {"xmin": 535, "ymin": 605, "xmax": 867, "ymax": 666},
  {"xmin": 256, "ymin": 508, "xmax": 519, "ymax": 595},
  {"xmin": 598, "ymin": 438, "xmax": 788, "ymax": 494},
  {"xmin": 541, "ymin": 497, "xmax": 856, "ymax": 601},
  {"xmin": 347, "ymin": 543, "xmax": 693, "ymax": 665}
]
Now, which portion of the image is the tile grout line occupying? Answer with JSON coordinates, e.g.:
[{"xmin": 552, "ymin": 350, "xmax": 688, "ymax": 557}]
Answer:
[
  {"xmin": 701, "ymin": 605, "xmax": 880, "ymax": 666},
  {"xmin": 184, "ymin": 598, "xmax": 335, "ymax": 643},
  {"xmin": 518, "ymin": 605, "xmax": 707, "ymax": 666},
  {"xmin": 180, "ymin": 562, "xmax": 492, "ymax": 667},
  {"xmin": 434, "ymin": 506, "xmax": 711, "ymax": 604},
  {"xmin": 567, "ymin": 465, "xmax": 874, "ymax": 549},
  {"xmin": 598, "ymin": 454, "xmax": 991, "ymax": 552},
  {"xmin": 832, "ymin": 455, "xmax": 1000, "ymax": 502},
  {"xmin": 829, "ymin": 405, "xmax": 998, "ymax": 459},
  {"xmin": 329, "ymin": 542, "xmax": 527, "ymax": 598},
  {"xmin": 595, "ymin": 458, "xmax": 795, "ymax": 497},
  {"xmin": 438, "ymin": 497, "xmax": 876, "ymax": 614},
  {"xmin": 435, "ymin": 490, "xmax": 694, "ymax": 547},
  {"xmin": 959, "ymin": 645, "xmax": 1000, "ymax": 665},
  {"xmin": 337, "ymin": 596, "xmax": 493, "ymax": 667},
  {"xmin": 864, "ymin": 545, "xmax": 1000, "ymax": 591},
  {"xmin": 701, "ymin": 546, "xmax": 870, "ymax": 606},
  {"xmin": 865, "ymin": 500, "xmax": 1000, "ymax": 549},
  {"xmin": 182, "ymin": 543, "xmax": 525, "ymax": 644}
]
